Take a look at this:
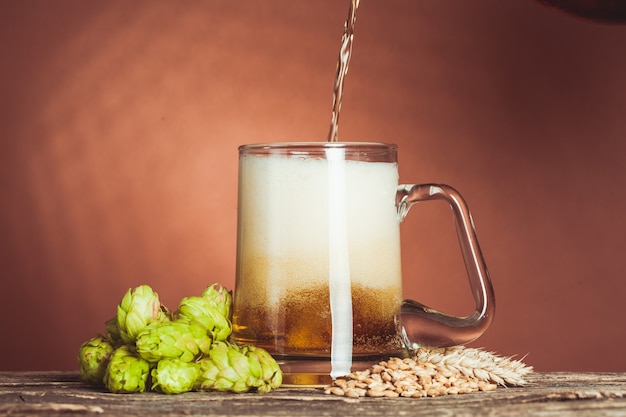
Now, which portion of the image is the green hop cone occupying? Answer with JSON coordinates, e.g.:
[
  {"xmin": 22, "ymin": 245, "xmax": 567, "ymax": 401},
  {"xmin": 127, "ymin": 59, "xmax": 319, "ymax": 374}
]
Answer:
[
  {"xmin": 151, "ymin": 358, "xmax": 201, "ymax": 394},
  {"xmin": 176, "ymin": 296, "xmax": 232, "ymax": 341},
  {"xmin": 77, "ymin": 335, "xmax": 114, "ymax": 384},
  {"xmin": 195, "ymin": 342, "xmax": 282, "ymax": 393},
  {"xmin": 103, "ymin": 345, "xmax": 151, "ymax": 393},
  {"xmin": 117, "ymin": 285, "xmax": 169, "ymax": 344},
  {"xmin": 195, "ymin": 342, "xmax": 253, "ymax": 393},
  {"xmin": 201, "ymin": 283, "xmax": 232, "ymax": 319},
  {"xmin": 135, "ymin": 320, "xmax": 212, "ymax": 363},
  {"xmin": 104, "ymin": 316, "xmax": 124, "ymax": 348},
  {"xmin": 241, "ymin": 345, "xmax": 283, "ymax": 393}
]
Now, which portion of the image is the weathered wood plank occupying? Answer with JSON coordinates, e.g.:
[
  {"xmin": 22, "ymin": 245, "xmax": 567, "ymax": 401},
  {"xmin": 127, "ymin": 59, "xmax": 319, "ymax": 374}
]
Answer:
[{"xmin": 1, "ymin": 372, "xmax": 626, "ymax": 416}]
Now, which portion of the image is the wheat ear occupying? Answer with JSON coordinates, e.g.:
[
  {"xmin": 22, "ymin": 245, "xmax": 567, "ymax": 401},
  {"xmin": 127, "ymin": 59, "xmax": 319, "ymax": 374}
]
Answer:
[{"xmin": 413, "ymin": 346, "xmax": 533, "ymax": 386}]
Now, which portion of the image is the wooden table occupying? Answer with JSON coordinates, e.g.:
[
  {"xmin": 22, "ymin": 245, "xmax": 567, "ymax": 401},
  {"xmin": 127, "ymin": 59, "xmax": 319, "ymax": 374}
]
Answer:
[{"xmin": 1, "ymin": 372, "xmax": 626, "ymax": 416}]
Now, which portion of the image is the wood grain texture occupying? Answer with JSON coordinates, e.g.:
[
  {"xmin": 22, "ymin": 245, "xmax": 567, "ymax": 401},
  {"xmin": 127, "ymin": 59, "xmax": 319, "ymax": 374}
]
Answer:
[{"xmin": 1, "ymin": 372, "xmax": 626, "ymax": 416}]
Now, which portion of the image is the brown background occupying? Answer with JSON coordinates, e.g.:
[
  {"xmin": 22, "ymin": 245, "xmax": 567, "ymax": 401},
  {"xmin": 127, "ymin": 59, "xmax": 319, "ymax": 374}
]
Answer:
[{"xmin": 1, "ymin": 0, "xmax": 626, "ymax": 372}]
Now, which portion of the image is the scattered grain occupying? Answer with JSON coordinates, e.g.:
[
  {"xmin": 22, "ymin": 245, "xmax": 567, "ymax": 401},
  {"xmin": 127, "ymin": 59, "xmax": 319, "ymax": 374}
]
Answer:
[{"xmin": 324, "ymin": 346, "xmax": 532, "ymax": 398}]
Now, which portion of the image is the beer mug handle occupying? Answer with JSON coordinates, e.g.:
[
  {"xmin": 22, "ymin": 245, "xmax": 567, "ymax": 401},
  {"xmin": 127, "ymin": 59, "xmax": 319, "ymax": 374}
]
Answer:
[{"xmin": 396, "ymin": 183, "xmax": 495, "ymax": 348}]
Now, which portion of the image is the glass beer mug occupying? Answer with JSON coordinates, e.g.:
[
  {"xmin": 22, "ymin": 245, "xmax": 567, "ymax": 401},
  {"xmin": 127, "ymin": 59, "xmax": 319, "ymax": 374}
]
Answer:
[{"xmin": 231, "ymin": 142, "xmax": 495, "ymax": 386}]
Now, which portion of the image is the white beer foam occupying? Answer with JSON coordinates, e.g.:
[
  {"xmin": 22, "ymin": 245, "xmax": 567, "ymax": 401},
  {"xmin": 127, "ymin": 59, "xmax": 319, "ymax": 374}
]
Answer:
[{"xmin": 237, "ymin": 153, "xmax": 403, "ymax": 301}]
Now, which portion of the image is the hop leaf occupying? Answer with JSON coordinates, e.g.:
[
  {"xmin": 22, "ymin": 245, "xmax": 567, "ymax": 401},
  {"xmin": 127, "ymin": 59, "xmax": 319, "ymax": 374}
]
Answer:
[
  {"xmin": 103, "ymin": 346, "xmax": 151, "ymax": 393},
  {"xmin": 196, "ymin": 342, "xmax": 282, "ymax": 393},
  {"xmin": 176, "ymin": 296, "xmax": 232, "ymax": 341},
  {"xmin": 151, "ymin": 358, "xmax": 201, "ymax": 394},
  {"xmin": 117, "ymin": 285, "xmax": 169, "ymax": 344},
  {"xmin": 135, "ymin": 320, "xmax": 212, "ymax": 363},
  {"xmin": 77, "ymin": 335, "xmax": 114, "ymax": 384}
]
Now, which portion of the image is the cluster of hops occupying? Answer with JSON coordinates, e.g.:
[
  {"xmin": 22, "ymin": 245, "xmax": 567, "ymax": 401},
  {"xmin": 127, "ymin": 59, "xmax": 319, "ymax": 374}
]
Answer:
[{"xmin": 77, "ymin": 284, "xmax": 282, "ymax": 394}]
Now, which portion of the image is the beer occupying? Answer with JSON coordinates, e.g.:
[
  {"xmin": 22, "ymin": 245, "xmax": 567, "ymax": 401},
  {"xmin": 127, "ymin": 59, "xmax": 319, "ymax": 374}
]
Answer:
[
  {"xmin": 327, "ymin": 0, "xmax": 360, "ymax": 142},
  {"xmin": 232, "ymin": 282, "xmax": 402, "ymax": 356},
  {"xmin": 232, "ymin": 149, "xmax": 405, "ymax": 370}
]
